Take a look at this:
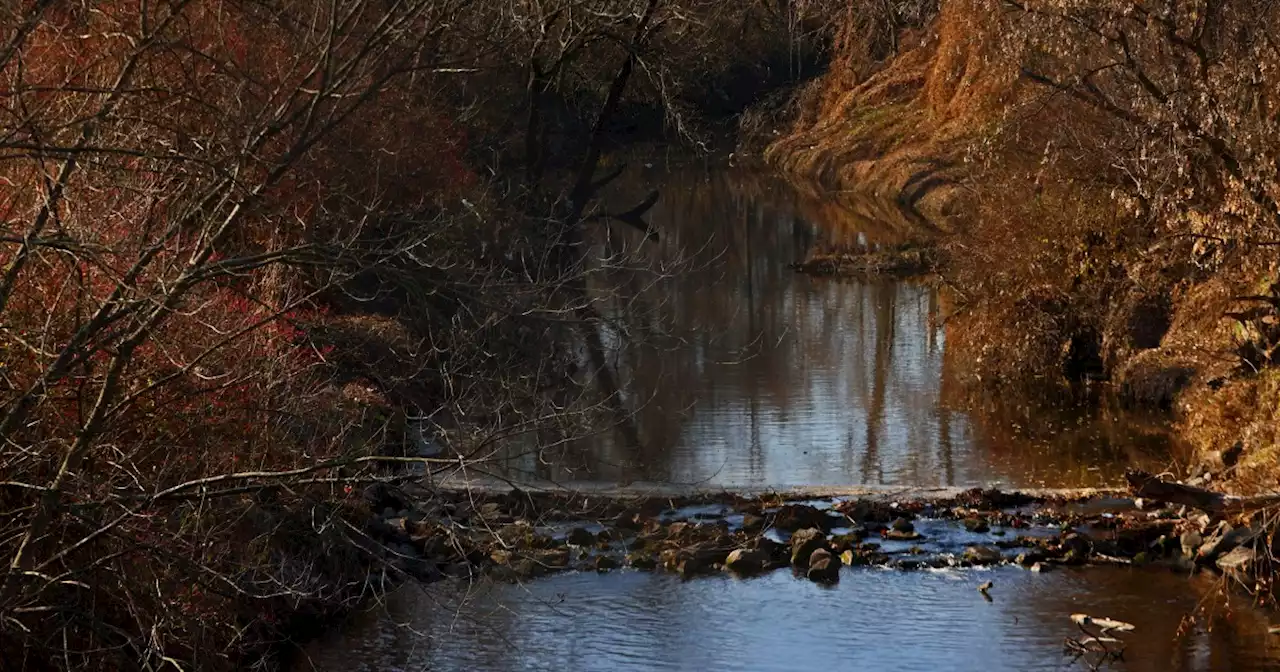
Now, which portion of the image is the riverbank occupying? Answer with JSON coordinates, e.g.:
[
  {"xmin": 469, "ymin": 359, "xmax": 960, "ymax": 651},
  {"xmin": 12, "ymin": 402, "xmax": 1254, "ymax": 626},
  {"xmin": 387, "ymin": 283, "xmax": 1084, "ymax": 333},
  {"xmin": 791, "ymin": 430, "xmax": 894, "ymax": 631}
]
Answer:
[
  {"xmin": 756, "ymin": 0, "xmax": 1280, "ymax": 508},
  {"xmin": 0, "ymin": 3, "xmax": 859, "ymax": 668}
]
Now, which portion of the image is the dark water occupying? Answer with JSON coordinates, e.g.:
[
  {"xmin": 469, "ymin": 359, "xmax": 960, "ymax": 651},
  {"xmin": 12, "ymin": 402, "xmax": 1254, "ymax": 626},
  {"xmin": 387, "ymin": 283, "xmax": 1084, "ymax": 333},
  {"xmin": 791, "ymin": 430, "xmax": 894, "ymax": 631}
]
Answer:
[
  {"xmin": 494, "ymin": 164, "xmax": 1176, "ymax": 490},
  {"xmin": 298, "ymin": 165, "xmax": 1280, "ymax": 672},
  {"xmin": 301, "ymin": 569, "xmax": 1280, "ymax": 672}
]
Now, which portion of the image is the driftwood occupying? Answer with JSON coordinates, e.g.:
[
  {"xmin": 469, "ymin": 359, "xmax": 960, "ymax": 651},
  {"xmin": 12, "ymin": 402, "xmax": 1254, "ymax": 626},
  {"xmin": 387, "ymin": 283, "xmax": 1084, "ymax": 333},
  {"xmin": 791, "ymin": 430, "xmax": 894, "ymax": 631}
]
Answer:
[
  {"xmin": 1070, "ymin": 614, "xmax": 1135, "ymax": 634},
  {"xmin": 1124, "ymin": 469, "xmax": 1230, "ymax": 512},
  {"xmin": 1124, "ymin": 469, "xmax": 1280, "ymax": 514},
  {"xmin": 1065, "ymin": 613, "xmax": 1131, "ymax": 670}
]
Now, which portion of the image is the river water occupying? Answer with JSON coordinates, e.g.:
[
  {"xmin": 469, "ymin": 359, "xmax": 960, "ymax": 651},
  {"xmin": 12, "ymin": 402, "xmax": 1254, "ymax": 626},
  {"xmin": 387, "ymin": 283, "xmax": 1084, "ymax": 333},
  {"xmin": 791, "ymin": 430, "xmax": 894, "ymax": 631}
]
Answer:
[
  {"xmin": 297, "ymin": 164, "xmax": 1280, "ymax": 671},
  {"xmin": 492, "ymin": 162, "xmax": 1173, "ymax": 490}
]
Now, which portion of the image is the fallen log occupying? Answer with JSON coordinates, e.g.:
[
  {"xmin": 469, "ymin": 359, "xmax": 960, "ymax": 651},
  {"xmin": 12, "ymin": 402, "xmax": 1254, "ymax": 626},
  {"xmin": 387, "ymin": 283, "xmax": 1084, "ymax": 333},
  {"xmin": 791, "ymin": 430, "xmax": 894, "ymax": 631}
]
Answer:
[
  {"xmin": 1125, "ymin": 469, "xmax": 1229, "ymax": 513},
  {"xmin": 1070, "ymin": 613, "xmax": 1135, "ymax": 633},
  {"xmin": 1125, "ymin": 469, "xmax": 1280, "ymax": 515}
]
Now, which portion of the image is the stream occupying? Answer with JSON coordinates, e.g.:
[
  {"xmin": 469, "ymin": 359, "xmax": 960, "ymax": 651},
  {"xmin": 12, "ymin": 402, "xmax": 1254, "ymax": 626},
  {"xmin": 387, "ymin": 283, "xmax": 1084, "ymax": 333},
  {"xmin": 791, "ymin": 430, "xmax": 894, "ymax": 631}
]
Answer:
[{"xmin": 297, "ymin": 163, "xmax": 1280, "ymax": 671}]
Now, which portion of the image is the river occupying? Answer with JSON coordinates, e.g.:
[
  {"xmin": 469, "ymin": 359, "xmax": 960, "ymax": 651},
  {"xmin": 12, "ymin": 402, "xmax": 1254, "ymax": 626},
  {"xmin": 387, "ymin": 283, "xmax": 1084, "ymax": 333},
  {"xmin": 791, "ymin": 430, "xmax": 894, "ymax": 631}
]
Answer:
[{"xmin": 296, "ymin": 163, "xmax": 1280, "ymax": 671}]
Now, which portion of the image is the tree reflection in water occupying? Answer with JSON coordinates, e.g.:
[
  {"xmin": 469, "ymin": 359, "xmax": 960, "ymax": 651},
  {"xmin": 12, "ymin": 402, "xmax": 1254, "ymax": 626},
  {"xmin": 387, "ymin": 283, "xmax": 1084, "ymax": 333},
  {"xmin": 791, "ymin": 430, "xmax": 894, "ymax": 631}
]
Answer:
[{"xmin": 495, "ymin": 163, "xmax": 1178, "ymax": 490}]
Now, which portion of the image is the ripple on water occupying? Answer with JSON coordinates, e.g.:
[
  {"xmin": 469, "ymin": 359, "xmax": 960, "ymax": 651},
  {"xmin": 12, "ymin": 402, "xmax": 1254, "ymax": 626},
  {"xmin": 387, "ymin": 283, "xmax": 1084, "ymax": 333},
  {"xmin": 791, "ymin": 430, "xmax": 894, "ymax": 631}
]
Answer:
[{"xmin": 299, "ymin": 567, "xmax": 1280, "ymax": 672}]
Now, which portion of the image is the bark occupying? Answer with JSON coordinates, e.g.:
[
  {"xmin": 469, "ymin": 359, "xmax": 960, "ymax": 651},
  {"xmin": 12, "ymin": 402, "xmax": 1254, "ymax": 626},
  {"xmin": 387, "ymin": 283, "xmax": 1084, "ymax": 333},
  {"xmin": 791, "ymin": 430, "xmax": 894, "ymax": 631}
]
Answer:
[{"xmin": 1125, "ymin": 469, "xmax": 1280, "ymax": 514}]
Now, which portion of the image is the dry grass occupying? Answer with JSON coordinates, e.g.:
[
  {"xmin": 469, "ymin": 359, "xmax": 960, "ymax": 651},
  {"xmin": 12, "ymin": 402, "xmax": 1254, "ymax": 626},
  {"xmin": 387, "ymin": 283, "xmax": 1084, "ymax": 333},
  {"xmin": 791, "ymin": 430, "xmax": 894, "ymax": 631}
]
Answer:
[{"xmin": 764, "ymin": 0, "xmax": 1280, "ymax": 496}]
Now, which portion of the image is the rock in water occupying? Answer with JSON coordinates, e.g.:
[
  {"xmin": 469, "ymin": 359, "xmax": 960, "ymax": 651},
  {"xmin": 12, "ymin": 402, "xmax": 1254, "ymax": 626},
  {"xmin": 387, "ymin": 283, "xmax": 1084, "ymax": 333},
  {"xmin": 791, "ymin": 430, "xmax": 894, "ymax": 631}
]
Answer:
[
  {"xmin": 806, "ymin": 547, "xmax": 841, "ymax": 583},
  {"xmin": 830, "ymin": 529, "xmax": 867, "ymax": 552},
  {"xmin": 1015, "ymin": 550, "xmax": 1046, "ymax": 566},
  {"xmin": 790, "ymin": 528, "xmax": 828, "ymax": 566},
  {"xmin": 725, "ymin": 548, "xmax": 771, "ymax": 575},
  {"xmin": 964, "ymin": 517, "xmax": 991, "ymax": 533},
  {"xmin": 1061, "ymin": 533, "xmax": 1092, "ymax": 554},
  {"xmin": 1060, "ymin": 533, "xmax": 1092, "ymax": 564},
  {"xmin": 566, "ymin": 527, "xmax": 596, "ymax": 547},
  {"xmin": 741, "ymin": 513, "xmax": 766, "ymax": 534},
  {"xmin": 626, "ymin": 552, "xmax": 657, "ymax": 570},
  {"xmin": 752, "ymin": 536, "xmax": 787, "ymax": 564},
  {"xmin": 774, "ymin": 504, "xmax": 843, "ymax": 532},
  {"xmin": 963, "ymin": 545, "xmax": 1003, "ymax": 565},
  {"xmin": 891, "ymin": 517, "xmax": 915, "ymax": 534}
]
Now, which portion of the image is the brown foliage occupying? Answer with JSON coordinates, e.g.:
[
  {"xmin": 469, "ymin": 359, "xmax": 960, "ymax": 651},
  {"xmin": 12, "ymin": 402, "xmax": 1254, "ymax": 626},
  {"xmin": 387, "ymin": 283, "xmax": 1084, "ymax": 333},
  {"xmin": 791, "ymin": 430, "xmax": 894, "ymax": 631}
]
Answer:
[
  {"xmin": 0, "ymin": 1, "xmax": 534, "ymax": 668},
  {"xmin": 766, "ymin": 0, "xmax": 1280, "ymax": 485},
  {"xmin": 0, "ymin": 0, "xmax": 824, "ymax": 666}
]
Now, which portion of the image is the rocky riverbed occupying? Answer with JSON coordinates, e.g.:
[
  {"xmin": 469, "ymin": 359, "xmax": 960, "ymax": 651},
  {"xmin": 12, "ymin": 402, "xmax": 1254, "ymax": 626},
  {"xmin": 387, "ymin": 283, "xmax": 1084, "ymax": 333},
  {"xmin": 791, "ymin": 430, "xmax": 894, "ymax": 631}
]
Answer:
[{"xmin": 356, "ymin": 481, "xmax": 1268, "ymax": 592}]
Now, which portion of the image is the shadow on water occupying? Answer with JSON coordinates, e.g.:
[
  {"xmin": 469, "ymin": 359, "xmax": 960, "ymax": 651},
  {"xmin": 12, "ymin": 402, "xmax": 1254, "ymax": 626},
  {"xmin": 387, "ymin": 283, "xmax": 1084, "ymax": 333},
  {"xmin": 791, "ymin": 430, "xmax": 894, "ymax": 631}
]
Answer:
[{"xmin": 497, "ymin": 163, "xmax": 1181, "ymax": 490}]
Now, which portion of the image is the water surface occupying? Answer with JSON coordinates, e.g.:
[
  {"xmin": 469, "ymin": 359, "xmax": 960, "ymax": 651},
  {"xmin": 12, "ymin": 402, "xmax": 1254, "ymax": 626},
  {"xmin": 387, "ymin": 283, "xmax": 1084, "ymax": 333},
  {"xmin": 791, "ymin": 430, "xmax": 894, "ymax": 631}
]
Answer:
[
  {"xmin": 494, "ymin": 165, "xmax": 1177, "ymax": 490},
  {"xmin": 298, "ymin": 165, "xmax": 1273, "ymax": 672},
  {"xmin": 301, "ymin": 568, "xmax": 1280, "ymax": 672}
]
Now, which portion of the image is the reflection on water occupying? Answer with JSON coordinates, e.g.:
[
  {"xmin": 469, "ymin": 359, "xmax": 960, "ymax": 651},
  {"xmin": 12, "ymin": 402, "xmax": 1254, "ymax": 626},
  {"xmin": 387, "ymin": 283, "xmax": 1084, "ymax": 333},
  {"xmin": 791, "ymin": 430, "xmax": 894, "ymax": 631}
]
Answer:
[
  {"xmin": 498, "ymin": 165, "xmax": 1177, "ymax": 489},
  {"xmin": 300, "ymin": 568, "xmax": 1280, "ymax": 672},
  {"xmin": 299, "ymin": 166, "xmax": 1270, "ymax": 672}
]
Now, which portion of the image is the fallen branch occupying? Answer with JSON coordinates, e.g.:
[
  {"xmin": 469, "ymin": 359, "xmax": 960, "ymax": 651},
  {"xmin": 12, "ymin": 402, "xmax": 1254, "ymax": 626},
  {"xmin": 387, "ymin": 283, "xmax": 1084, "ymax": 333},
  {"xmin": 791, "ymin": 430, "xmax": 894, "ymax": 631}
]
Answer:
[
  {"xmin": 1064, "ymin": 613, "xmax": 1132, "ymax": 670},
  {"xmin": 1124, "ymin": 469, "xmax": 1229, "ymax": 512},
  {"xmin": 1124, "ymin": 469, "xmax": 1280, "ymax": 515}
]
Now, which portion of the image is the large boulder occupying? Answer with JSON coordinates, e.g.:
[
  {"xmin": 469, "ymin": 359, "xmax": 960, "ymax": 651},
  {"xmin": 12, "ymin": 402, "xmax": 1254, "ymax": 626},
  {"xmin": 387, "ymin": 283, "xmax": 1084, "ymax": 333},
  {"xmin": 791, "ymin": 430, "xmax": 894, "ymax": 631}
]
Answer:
[
  {"xmin": 806, "ymin": 547, "xmax": 842, "ymax": 583},
  {"xmin": 774, "ymin": 504, "xmax": 844, "ymax": 532},
  {"xmin": 663, "ymin": 542, "xmax": 733, "ymax": 577},
  {"xmin": 725, "ymin": 548, "xmax": 772, "ymax": 575},
  {"xmin": 963, "ymin": 545, "xmax": 1003, "ymax": 565},
  {"xmin": 752, "ymin": 536, "xmax": 789, "ymax": 564},
  {"xmin": 790, "ymin": 528, "xmax": 829, "ymax": 566},
  {"xmin": 836, "ymin": 500, "xmax": 898, "ymax": 524}
]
